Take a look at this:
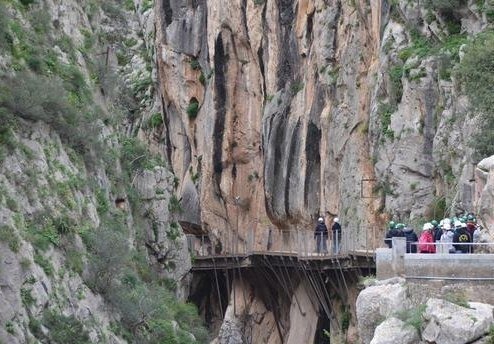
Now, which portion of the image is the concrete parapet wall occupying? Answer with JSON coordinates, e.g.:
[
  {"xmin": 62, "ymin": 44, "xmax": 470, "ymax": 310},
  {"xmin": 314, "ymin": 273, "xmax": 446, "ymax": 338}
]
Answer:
[
  {"xmin": 377, "ymin": 239, "xmax": 494, "ymax": 281},
  {"xmin": 404, "ymin": 254, "xmax": 494, "ymax": 279}
]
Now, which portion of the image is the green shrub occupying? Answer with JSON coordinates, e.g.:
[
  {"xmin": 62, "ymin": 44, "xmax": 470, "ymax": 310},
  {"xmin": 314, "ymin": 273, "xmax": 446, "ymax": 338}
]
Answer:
[
  {"xmin": 141, "ymin": 0, "xmax": 153, "ymax": 13},
  {"xmin": 488, "ymin": 325, "xmax": 494, "ymax": 344},
  {"xmin": 166, "ymin": 222, "xmax": 182, "ymax": 241},
  {"xmin": 19, "ymin": 0, "xmax": 36, "ymax": 8},
  {"xmin": 20, "ymin": 287, "xmax": 36, "ymax": 307},
  {"xmin": 291, "ymin": 81, "xmax": 304, "ymax": 94},
  {"xmin": 186, "ymin": 99, "xmax": 200, "ymax": 119},
  {"xmin": 199, "ymin": 72, "xmax": 206, "ymax": 85},
  {"xmin": 34, "ymin": 254, "xmax": 54, "ymax": 276},
  {"xmin": 26, "ymin": 215, "xmax": 61, "ymax": 250},
  {"xmin": 85, "ymin": 226, "xmax": 131, "ymax": 293},
  {"xmin": 378, "ymin": 102, "xmax": 396, "ymax": 140},
  {"xmin": 168, "ymin": 194, "xmax": 182, "ymax": 213},
  {"xmin": 190, "ymin": 59, "xmax": 201, "ymax": 70},
  {"xmin": 65, "ymin": 249, "xmax": 84, "ymax": 275},
  {"xmin": 341, "ymin": 309, "xmax": 351, "ymax": 331},
  {"xmin": 456, "ymin": 30, "xmax": 494, "ymax": 160},
  {"xmin": 389, "ymin": 65, "xmax": 403, "ymax": 104},
  {"xmin": 41, "ymin": 310, "xmax": 91, "ymax": 344},
  {"xmin": 95, "ymin": 188, "xmax": 110, "ymax": 215},
  {"xmin": 424, "ymin": 0, "xmax": 465, "ymax": 11},
  {"xmin": 0, "ymin": 225, "xmax": 20, "ymax": 252},
  {"xmin": 5, "ymin": 321, "xmax": 15, "ymax": 334},
  {"xmin": 120, "ymin": 137, "xmax": 163, "ymax": 176},
  {"xmin": 0, "ymin": 72, "xmax": 100, "ymax": 159},
  {"xmin": 148, "ymin": 112, "xmax": 163, "ymax": 128},
  {"xmin": 444, "ymin": 291, "xmax": 470, "ymax": 308},
  {"xmin": 395, "ymin": 304, "xmax": 427, "ymax": 333},
  {"xmin": 123, "ymin": 0, "xmax": 135, "ymax": 11},
  {"xmin": 0, "ymin": 3, "xmax": 12, "ymax": 50}
]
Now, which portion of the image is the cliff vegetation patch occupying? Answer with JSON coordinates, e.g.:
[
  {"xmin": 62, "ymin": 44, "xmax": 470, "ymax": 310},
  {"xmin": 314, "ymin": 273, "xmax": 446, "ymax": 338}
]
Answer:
[{"xmin": 456, "ymin": 30, "xmax": 494, "ymax": 160}]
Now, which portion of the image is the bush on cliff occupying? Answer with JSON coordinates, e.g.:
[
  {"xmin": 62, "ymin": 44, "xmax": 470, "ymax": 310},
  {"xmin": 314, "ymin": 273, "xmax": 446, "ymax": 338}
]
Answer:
[{"xmin": 456, "ymin": 30, "xmax": 494, "ymax": 160}]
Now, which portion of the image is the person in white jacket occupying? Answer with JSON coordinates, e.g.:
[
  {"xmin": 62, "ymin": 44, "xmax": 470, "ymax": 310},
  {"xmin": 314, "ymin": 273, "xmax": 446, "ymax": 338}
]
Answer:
[{"xmin": 440, "ymin": 223, "xmax": 455, "ymax": 253}]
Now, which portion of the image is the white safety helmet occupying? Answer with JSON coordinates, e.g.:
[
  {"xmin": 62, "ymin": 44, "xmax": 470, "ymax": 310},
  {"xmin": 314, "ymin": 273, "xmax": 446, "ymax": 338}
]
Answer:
[
  {"xmin": 318, "ymin": 217, "xmax": 324, "ymax": 223},
  {"xmin": 334, "ymin": 217, "xmax": 339, "ymax": 223},
  {"xmin": 422, "ymin": 223, "xmax": 433, "ymax": 231}
]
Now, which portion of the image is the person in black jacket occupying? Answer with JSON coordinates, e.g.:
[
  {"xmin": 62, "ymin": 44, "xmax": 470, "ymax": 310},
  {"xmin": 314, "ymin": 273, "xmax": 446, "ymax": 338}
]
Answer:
[
  {"xmin": 403, "ymin": 226, "xmax": 418, "ymax": 253},
  {"xmin": 314, "ymin": 217, "xmax": 328, "ymax": 254},
  {"xmin": 453, "ymin": 221, "xmax": 471, "ymax": 253},
  {"xmin": 431, "ymin": 220, "xmax": 442, "ymax": 242},
  {"xmin": 385, "ymin": 222, "xmax": 405, "ymax": 248}
]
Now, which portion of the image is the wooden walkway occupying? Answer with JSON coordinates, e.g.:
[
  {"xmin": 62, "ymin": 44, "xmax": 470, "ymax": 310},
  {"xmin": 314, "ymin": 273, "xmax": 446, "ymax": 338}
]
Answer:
[{"xmin": 191, "ymin": 250, "xmax": 375, "ymax": 271}]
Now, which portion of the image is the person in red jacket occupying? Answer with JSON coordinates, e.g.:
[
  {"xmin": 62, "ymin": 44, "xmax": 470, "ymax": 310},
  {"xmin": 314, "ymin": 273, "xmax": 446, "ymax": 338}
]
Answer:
[{"xmin": 418, "ymin": 223, "xmax": 436, "ymax": 253}]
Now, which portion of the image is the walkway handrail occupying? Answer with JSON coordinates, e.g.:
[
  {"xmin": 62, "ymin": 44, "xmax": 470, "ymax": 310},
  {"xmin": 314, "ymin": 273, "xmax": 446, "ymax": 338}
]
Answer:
[
  {"xmin": 407, "ymin": 241, "xmax": 494, "ymax": 254},
  {"xmin": 186, "ymin": 226, "xmax": 379, "ymax": 258}
]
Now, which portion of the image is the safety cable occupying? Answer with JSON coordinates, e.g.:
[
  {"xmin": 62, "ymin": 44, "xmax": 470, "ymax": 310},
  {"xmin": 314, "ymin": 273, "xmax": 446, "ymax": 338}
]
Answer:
[
  {"xmin": 261, "ymin": 255, "xmax": 295, "ymax": 301},
  {"xmin": 256, "ymin": 265, "xmax": 285, "ymax": 343},
  {"xmin": 212, "ymin": 257, "xmax": 224, "ymax": 320},
  {"xmin": 304, "ymin": 261, "xmax": 332, "ymax": 321},
  {"xmin": 280, "ymin": 256, "xmax": 306, "ymax": 316},
  {"xmin": 336, "ymin": 258, "xmax": 350, "ymax": 298},
  {"xmin": 310, "ymin": 264, "xmax": 332, "ymax": 321},
  {"xmin": 294, "ymin": 258, "xmax": 320, "ymax": 312}
]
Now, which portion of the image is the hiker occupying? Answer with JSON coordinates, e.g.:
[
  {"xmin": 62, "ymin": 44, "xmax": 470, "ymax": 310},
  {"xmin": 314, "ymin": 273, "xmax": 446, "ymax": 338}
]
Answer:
[
  {"xmin": 440, "ymin": 223, "xmax": 455, "ymax": 253},
  {"xmin": 403, "ymin": 225, "xmax": 418, "ymax": 253},
  {"xmin": 431, "ymin": 220, "xmax": 442, "ymax": 242},
  {"xmin": 314, "ymin": 217, "xmax": 328, "ymax": 254},
  {"xmin": 466, "ymin": 215, "xmax": 477, "ymax": 253},
  {"xmin": 453, "ymin": 220, "xmax": 471, "ymax": 253},
  {"xmin": 418, "ymin": 223, "xmax": 436, "ymax": 253},
  {"xmin": 384, "ymin": 221, "xmax": 404, "ymax": 248},
  {"xmin": 332, "ymin": 217, "xmax": 342, "ymax": 254}
]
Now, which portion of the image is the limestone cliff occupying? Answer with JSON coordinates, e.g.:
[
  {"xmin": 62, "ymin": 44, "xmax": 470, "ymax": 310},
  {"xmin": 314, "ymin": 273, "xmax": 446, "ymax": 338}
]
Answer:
[
  {"xmin": 152, "ymin": 0, "xmax": 494, "ymax": 342},
  {"xmin": 2, "ymin": 0, "xmax": 494, "ymax": 343},
  {"xmin": 0, "ymin": 0, "xmax": 205, "ymax": 343},
  {"xmin": 155, "ymin": 0, "xmax": 493, "ymax": 249}
]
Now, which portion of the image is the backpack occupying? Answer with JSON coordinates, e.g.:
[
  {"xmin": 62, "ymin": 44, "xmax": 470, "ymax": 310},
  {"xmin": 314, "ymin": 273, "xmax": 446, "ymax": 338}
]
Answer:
[{"xmin": 418, "ymin": 231, "xmax": 435, "ymax": 253}]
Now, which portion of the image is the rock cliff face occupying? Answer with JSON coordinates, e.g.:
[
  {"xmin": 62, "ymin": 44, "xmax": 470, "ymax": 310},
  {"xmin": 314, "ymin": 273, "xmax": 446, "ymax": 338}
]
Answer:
[
  {"xmin": 2, "ymin": 0, "xmax": 494, "ymax": 343},
  {"xmin": 153, "ymin": 0, "xmax": 494, "ymax": 342},
  {"xmin": 155, "ymin": 0, "xmax": 492, "ymax": 246},
  {"xmin": 0, "ymin": 0, "xmax": 203, "ymax": 342}
]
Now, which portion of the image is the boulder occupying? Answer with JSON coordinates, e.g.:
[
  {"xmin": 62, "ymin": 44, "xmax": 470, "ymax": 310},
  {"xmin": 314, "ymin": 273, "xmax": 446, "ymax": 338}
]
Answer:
[
  {"xmin": 422, "ymin": 298, "xmax": 494, "ymax": 344},
  {"xmin": 370, "ymin": 317, "xmax": 419, "ymax": 344},
  {"xmin": 356, "ymin": 281, "xmax": 410, "ymax": 344}
]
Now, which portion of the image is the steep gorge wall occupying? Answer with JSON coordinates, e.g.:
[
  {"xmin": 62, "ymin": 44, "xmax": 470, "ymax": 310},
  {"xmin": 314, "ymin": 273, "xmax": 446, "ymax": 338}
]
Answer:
[
  {"xmin": 156, "ymin": 0, "xmax": 386, "ymax": 249},
  {"xmin": 156, "ymin": 0, "xmax": 492, "ymax": 240},
  {"xmin": 0, "ymin": 0, "xmax": 206, "ymax": 342},
  {"xmin": 153, "ymin": 0, "xmax": 494, "ymax": 342}
]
